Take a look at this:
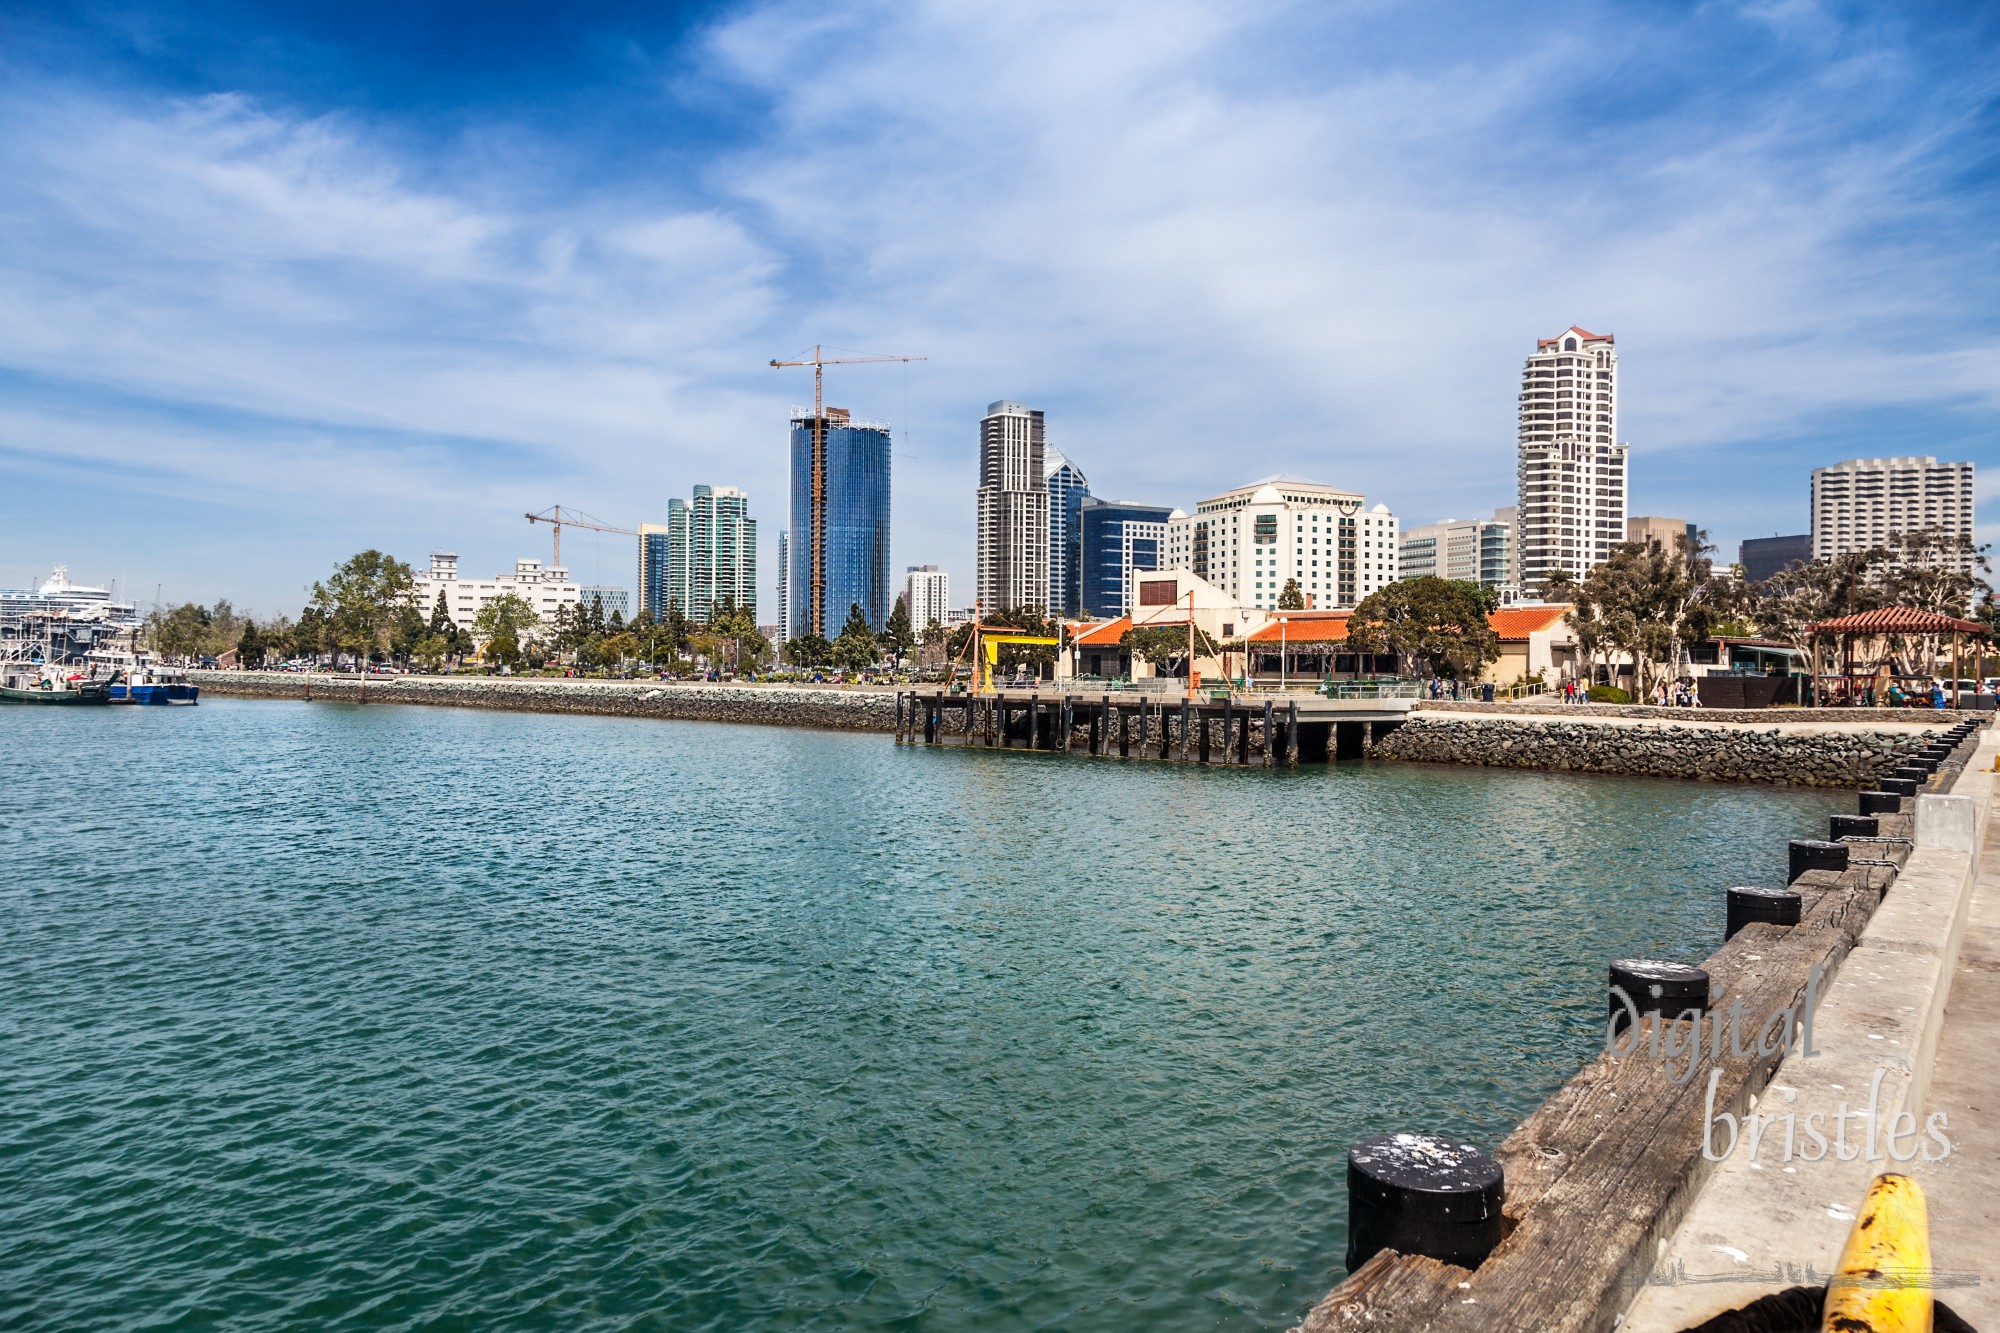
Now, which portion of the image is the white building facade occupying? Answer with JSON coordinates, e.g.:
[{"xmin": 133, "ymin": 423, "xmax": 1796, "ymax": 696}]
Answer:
[
  {"xmin": 412, "ymin": 553, "xmax": 583, "ymax": 633},
  {"xmin": 975, "ymin": 401, "xmax": 1050, "ymax": 614},
  {"xmin": 1400, "ymin": 509, "xmax": 1516, "ymax": 597},
  {"xmin": 1810, "ymin": 457, "xmax": 1976, "ymax": 568},
  {"xmin": 902, "ymin": 565, "xmax": 950, "ymax": 631},
  {"xmin": 1162, "ymin": 476, "xmax": 1398, "ymax": 611},
  {"xmin": 1516, "ymin": 326, "xmax": 1629, "ymax": 593}
]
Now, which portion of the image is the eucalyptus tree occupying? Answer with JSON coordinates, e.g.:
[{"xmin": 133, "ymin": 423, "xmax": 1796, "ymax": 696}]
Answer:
[{"xmin": 312, "ymin": 550, "xmax": 417, "ymax": 669}]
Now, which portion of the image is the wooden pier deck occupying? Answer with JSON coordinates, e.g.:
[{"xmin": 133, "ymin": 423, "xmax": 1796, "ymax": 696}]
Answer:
[{"xmin": 894, "ymin": 689, "xmax": 1417, "ymax": 766}]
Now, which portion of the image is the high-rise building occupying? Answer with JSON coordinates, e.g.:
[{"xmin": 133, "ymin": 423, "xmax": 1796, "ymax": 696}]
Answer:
[
  {"xmin": 1517, "ymin": 326, "xmax": 1628, "ymax": 593},
  {"xmin": 1079, "ymin": 497, "xmax": 1177, "ymax": 619},
  {"xmin": 1399, "ymin": 510, "xmax": 1516, "ymax": 596},
  {"xmin": 1810, "ymin": 457, "xmax": 1975, "ymax": 567},
  {"xmin": 1045, "ymin": 446, "xmax": 1091, "ymax": 617},
  {"xmin": 775, "ymin": 530, "xmax": 789, "ymax": 644},
  {"xmin": 637, "ymin": 524, "xmax": 672, "ymax": 621},
  {"xmin": 1626, "ymin": 516, "xmax": 1696, "ymax": 554},
  {"xmin": 1163, "ymin": 476, "xmax": 1398, "ymax": 610},
  {"xmin": 791, "ymin": 407, "xmax": 892, "ymax": 636},
  {"xmin": 976, "ymin": 401, "xmax": 1049, "ymax": 615},
  {"xmin": 1739, "ymin": 533, "xmax": 1809, "ymax": 584},
  {"xmin": 656, "ymin": 485, "xmax": 757, "ymax": 623},
  {"xmin": 902, "ymin": 565, "xmax": 950, "ymax": 632}
]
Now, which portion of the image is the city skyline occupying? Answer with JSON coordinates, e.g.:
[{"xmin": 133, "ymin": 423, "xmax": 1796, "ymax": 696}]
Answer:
[{"xmin": 3, "ymin": 3, "xmax": 1998, "ymax": 613}]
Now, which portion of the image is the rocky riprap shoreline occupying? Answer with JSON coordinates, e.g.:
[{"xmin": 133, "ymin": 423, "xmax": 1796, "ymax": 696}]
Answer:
[
  {"xmin": 196, "ymin": 672, "xmax": 898, "ymax": 732},
  {"xmin": 1375, "ymin": 712, "xmax": 1941, "ymax": 785}
]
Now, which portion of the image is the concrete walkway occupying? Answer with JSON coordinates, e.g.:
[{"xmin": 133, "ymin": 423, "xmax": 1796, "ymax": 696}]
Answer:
[{"xmin": 1910, "ymin": 793, "xmax": 2000, "ymax": 1323}]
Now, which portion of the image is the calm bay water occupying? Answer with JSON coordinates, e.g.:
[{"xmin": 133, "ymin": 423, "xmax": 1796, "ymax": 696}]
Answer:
[{"xmin": 2, "ymin": 699, "xmax": 1841, "ymax": 1330}]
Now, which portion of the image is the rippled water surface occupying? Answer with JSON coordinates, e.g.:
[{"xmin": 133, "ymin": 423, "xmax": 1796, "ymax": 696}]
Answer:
[{"xmin": 1, "ymin": 699, "xmax": 1843, "ymax": 1330}]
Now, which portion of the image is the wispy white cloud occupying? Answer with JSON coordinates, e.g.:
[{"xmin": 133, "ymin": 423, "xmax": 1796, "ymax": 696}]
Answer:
[{"xmin": 0, "ymin": 0, "xmax": 1995, "ymax": 608}]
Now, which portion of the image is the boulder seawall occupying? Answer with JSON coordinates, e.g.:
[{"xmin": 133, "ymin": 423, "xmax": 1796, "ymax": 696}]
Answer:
[
  {"xmin": 196, "ymin": 672, "xmax": 899, "ymax": 732},
  {"xmin": 1376, "ymin": 712, "xmax": 1935, "ymax": 786}
]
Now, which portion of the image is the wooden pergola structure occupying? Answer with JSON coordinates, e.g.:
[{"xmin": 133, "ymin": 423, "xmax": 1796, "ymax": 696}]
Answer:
[{"xmin": 1803, "ymin": 606, "xmax": 1991, "ymax": 707}]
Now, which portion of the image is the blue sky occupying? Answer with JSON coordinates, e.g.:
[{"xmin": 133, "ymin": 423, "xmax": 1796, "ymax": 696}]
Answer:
[{"xmin": 2, "ymin": 0, "xmax": 1996, "ymax": 614}]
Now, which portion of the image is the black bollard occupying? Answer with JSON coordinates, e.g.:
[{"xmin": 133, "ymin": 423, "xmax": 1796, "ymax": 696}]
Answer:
[
  {"xmin": 1859, "ymin": 790, "xmax": 1901, "ymax": 816},
  {"xmin": 1345, "ymin": 1134, "xmax": 1504, "ymax": 1273},
  {"xmin": 1790, "ymin": 838, "xmax": 1850, "ymax": 882},
  {"xmin": 1880, "ymin": 776, "xmax": 1919, "ymax": 798},
  {"xmin": 1727, "ymin": 886, "xmax": 1803, "ymax": 939},
  {"xmin": 1894, "ymin": 764, "xmax": 1932, "ymax": 782},
  {"xmin": 1830, "ymin": 814, "xmax": 1879, "ymax": 840},
  {"xmin": 1609, "ymin": 959, "xmax": 1710, "ymax": 1030}
]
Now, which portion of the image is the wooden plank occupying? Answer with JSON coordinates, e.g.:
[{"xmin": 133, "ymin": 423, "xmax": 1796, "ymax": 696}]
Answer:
[
  {"xmin": 1292, "ymin": 1249, "xmax": 1464, "ymax": 1331},
  {"xmin": 1305, "ymin": 808, "xmax": 1923, "ymax": 1331}
]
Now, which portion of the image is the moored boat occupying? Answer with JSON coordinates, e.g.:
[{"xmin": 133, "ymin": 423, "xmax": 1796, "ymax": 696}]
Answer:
[
  {"xmin": 87, "ymin": 649, "xmax": 201, "ymax": 704},
  {"xmin": 0, "ymin": 663, "xmax": 114, "ymax": 704}
]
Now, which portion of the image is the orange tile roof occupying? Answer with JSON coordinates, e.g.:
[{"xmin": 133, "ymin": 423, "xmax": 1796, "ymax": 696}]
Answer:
[
  {"xmin": 1246, "ymin": 613, "xmax": 1352, "ymax": 644},
  {"xmin": 1070, "ymin": 617, "xmax": 1131, "ymax": 646},
  {"xmin": 1488, "ymin": 605, "xmax": 1571, "ymax": 637}
]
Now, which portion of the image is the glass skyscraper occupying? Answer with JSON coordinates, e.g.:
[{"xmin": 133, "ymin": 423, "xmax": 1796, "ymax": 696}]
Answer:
[
  {"xmin": 790, "ymin": 407, "xmax": 892, "ymax": 637},
  {"xmin": 637, "ymin": 523, "xmax": 672, "ymax": 621},
  {"xmin": 1080, "ymin": 497, "xmax": 1175, "ymax": 619},
  {"xmin": 1045, "ymin": 446, "xmax": 1090, "ymax": 618}
]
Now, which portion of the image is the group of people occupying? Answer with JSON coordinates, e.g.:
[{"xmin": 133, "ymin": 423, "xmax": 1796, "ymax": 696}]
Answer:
[
  {"xmin": 1651, "ymin": 678, "xmax": 1703, "ymax": 708},
  {"xmin": 1425, "ymin": 676, "xmax": 1464, "ymax": 701}
]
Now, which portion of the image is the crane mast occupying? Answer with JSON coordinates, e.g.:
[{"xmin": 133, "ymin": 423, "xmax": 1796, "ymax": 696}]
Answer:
[
  {"xmin": 524, "ymin": 505, "xmax": 638, "ymax": 569},
  {"xmin": 768, "ymin": 346, "xmax": 925, "ymax": 636}
]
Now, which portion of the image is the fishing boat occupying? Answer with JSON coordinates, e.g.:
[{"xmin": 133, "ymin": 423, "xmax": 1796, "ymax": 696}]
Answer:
[
  {"xmin": 86, "ymin": 648, "xmax": 201, "ymax": 704},
  {"xmin": 0, "ymin": 660, "xmax": 114, "ymax": 704}
]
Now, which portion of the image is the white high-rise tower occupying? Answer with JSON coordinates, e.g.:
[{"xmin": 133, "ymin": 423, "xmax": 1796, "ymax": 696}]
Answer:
[
  {"xmin": 1516, "ymin": 326, "xmax": 1628, "ymax": 593},
  {"xmin": 976, "ymin": 401, "xmax": 1049, "ymax": 613}
]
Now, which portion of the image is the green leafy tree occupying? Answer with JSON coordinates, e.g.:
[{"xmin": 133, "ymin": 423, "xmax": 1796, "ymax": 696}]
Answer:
[
  {"xmin": 587, "ymin": 594, "xmax": 607, "ymax": 637},
  {"xmin": 1555, "ymin": 534, "xmax": 1734, "ymax": 700},
  {"xmin": 414, "ymin": 634, "xmax": 449, "ymax": 671},
  {"xmin": 832, "ymin": 602, "xmax": 880, "ymax": 672},
  {"xmin": 708, "ymin": 597, "xmax": 770, "ymax": 667},
  {"xmin": 1880, "ymin": 527, "xmax": 1992, "ymax": 615},
  {"xmin": 881, "ymin": 595, "xmax": 916, "ymax": 663},
  {"xmin": 785, "ymin": 633, "xmax": 832, "ymax": 668},
  {"xmin": 471, "ymin": 592, "xmax": 541, "ymax": 665},
  {"xmin": 289, "ymin": 604, "xmax": 330, "ymax": 663},
  {"xmin": 1346, "ymin": 576, "xmax": 1501, "ymax": 679},
  {"xmin": 312, "ymin": 550, "xmax": 417, "ymax": 669},
  {"xmin": 1277, "ymin": 578, "xmax": 1306, "ymax": 610},
  {"xmin": 608, "ymin": 609, "xmax": 625, "ymax": 631},
  {"xmin": 428, "ymin": 590, "xmax": 455, "ymax": 637},
  {"xmin": 390, "ymin": 601, "xmax": 426, "ymax": 665},
  {"xmin": 1119, "ymin": 621, "xmax": 1219, "ymax": 678},
  {"xmin": 237, "ymin": 621, "xmax": 267, "ymax": 669},
  {"xmin": 600, "ymin": 631, "xmax": 639, "ymax": 666},
  {"xmin": 152, "ymin": 602, "xmax": 212, "ymax": 660}
]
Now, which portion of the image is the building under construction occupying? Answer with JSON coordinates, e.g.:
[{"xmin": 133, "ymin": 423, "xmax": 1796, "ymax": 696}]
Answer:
[{"xmin": 788, "ymin": 406, "xmax": 892, "ymax": 637}]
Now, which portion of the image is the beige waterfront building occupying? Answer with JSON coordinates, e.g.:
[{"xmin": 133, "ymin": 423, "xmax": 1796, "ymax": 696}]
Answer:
[
  {"xmin": 1162, "ymin": 476, "xmax": 1398, "ymax": 611},
  {"xmin": 1810, "ymin": 456, "xmax": 1976, "ymax": 566},
  {"xmin": 1516, "ymin": 326, "xmax": 1629, "ymax": 593}
]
